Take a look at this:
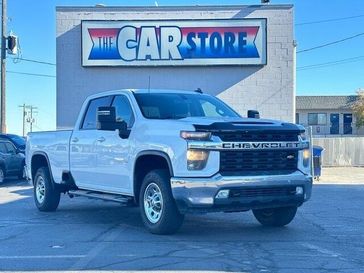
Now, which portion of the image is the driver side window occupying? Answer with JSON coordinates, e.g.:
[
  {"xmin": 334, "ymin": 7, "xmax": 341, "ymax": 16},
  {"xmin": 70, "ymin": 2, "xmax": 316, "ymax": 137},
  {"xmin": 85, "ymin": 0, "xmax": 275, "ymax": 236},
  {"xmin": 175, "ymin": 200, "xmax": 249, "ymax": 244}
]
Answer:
[{"xmin": 81, "ymin": 96, "xmax": 113, "ymax": 130}]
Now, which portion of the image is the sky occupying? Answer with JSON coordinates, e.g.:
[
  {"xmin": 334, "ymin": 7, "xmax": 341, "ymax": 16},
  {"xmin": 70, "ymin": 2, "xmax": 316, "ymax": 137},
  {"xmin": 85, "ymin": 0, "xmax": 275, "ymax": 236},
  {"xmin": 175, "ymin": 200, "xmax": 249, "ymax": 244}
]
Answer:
[{"xmin": 4, "ymin": 0, "xmax": 364, "ymax": 135}]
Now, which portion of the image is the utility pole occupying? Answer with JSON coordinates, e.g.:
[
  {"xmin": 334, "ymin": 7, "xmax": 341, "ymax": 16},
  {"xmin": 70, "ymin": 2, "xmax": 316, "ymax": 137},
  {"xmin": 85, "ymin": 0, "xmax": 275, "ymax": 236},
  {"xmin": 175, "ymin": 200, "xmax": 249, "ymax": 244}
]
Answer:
[
  {"xmin": 27, "ymin": 105, "xmax": 38, "ymax": 133},
  {"xmin": 18, "ymin": 104, "xmax": 27, "ymax": 136},
  {"xmin": 0, "ymin": 0, "xmax": 7, "ymax": 133}
]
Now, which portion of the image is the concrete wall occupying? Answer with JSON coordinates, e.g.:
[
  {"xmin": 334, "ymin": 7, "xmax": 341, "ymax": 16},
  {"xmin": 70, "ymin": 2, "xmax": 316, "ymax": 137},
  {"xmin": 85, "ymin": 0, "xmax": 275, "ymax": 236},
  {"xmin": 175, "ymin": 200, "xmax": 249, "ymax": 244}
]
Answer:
[
  {"xmin": 297, "ymin": 109, "xmax": 364, "ymax": 136},
  {"xmin": 313, "ymin": 137, "xmax": 364, "ymax": 166},
  {"xmin": 56, "ymin": 5, "xmax": 294, "ymax": 129}
]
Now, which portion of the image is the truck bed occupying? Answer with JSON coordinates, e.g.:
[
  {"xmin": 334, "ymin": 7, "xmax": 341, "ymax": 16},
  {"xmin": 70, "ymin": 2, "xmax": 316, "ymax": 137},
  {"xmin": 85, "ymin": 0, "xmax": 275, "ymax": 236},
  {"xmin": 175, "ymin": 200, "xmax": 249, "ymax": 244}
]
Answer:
[{"xmin": 26, "ymin": 130, "xmax": 73, "ymax": 183}]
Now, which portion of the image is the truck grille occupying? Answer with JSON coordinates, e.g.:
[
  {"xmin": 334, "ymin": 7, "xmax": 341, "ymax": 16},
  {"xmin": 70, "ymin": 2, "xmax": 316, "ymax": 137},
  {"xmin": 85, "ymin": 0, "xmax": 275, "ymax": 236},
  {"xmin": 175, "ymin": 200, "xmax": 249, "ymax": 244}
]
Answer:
[
  {"xmin": 229, "ymin": 186, "xmax": 297, "ymax": 198},
  {"xmin": 214, "ymin": 131, "xmax": 298, "ymax": 142},
  {"xmin": 220, "ymin": 150, "xmax": 298, "ymax": 176}
]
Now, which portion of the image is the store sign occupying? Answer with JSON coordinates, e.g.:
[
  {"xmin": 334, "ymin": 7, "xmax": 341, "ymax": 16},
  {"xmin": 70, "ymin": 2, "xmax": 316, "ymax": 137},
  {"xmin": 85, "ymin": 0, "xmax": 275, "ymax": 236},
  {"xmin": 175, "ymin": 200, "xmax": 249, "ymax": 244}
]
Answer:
[{"xmin": 81, "ymin": 19, "xmax": 266, "ymax": 66}]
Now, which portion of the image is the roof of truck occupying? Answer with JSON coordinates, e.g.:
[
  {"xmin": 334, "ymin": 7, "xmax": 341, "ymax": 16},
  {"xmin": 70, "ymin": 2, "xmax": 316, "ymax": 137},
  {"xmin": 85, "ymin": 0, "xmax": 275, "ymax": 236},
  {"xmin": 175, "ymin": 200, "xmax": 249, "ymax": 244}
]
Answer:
[
  {"xmin": 130, "ymin": 89, "xmax": 201, "ymax": 94},
  {"xmin": 89, "ymin": 89, "xmax": 203, "ymax": 97}
]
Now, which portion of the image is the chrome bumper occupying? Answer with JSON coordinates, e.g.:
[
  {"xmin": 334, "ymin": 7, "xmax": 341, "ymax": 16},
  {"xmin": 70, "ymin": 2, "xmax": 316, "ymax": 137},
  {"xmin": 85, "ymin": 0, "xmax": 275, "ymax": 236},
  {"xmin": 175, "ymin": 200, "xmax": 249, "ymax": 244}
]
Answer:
[{"xmin": 170, "ymin": 171, "xmax": 313, "ymax": 213}]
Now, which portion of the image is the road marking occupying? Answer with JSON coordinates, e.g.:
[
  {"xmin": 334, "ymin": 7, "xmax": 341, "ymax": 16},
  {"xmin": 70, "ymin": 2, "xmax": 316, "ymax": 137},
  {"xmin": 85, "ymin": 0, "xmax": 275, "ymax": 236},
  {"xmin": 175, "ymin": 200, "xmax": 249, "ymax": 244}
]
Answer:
[
  {"xmin": 0, "ymin": 255, "xmax": 86, "ymax": 259},
  {"xmin": 300, "ymin": 243, "xmax": 341, "ymax": 257}
]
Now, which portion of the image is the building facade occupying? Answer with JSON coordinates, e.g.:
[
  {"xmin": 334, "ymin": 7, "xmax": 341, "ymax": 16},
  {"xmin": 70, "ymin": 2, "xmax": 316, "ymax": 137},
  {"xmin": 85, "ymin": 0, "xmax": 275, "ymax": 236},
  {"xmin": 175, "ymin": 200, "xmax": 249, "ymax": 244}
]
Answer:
[
  {"xmin": 296, "ymin": 95, "xmax": 364, "ymax": 136},
  {"xmin": 56, "ymin": 4, "xmax": 295, "ymax": 129}
]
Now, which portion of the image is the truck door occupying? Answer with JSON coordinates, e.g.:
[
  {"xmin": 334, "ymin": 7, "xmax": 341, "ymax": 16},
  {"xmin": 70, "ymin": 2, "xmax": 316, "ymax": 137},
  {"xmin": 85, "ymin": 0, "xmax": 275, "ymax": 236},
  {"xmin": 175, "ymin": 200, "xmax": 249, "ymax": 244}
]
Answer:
[
  {"xmin": 70, "ymin": 95, "xmax": 134, "ymax": 194},
  {"xmin": 70, "ymin": 95, "xmax": 114, "ymax": 191},
  {"xmin": 92, "ymin": 95, "xmax": 134, "ymax": 193}
]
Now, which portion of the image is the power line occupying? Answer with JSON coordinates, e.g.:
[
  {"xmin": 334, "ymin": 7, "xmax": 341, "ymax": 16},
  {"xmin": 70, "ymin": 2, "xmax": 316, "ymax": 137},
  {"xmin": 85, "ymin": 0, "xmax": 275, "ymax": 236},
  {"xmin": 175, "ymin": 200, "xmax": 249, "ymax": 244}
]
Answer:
[
  {"xmin": 297, "ymin": 32, "xmax": 364, "ymax": 53},
  {"xmin": 296, "ymin": 14, "xmax": 364, "ymax": 26},
  {"xmin": 11, "ymin": 57, "xmax": 56, "ymax": 66},
  {"xmin": 297, "ymin": 55, "xmax": 364, "ymax": 71},
  {"xmin": 7, "ymin": 70, "xmax": 56, "ymax": 78}
]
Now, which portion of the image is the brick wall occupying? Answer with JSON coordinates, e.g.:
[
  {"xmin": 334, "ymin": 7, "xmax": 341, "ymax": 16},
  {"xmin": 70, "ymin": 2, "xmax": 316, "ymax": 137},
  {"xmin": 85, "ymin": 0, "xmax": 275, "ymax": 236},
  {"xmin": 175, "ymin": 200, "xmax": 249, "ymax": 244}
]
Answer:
[{"xmin": 56, "ymin": 5, "xmax": 294, "ymax": 128}]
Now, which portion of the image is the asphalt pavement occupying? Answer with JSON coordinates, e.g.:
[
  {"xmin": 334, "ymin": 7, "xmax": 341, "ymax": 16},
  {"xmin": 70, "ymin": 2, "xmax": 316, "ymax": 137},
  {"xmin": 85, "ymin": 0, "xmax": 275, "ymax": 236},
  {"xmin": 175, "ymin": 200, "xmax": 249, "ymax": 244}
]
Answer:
[{"xmin": 0, "ymin": 169, "xmax": 363, "ymax": 273}]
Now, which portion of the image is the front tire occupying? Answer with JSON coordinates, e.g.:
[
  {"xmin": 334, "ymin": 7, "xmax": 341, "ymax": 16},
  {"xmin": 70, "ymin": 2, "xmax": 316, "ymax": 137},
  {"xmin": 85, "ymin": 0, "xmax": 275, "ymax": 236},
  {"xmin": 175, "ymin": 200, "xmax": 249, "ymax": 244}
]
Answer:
[
  {"xmin": 34, "ymin": 167, "xmax": 60, "ymax": 212},
  {"xmin": 139, "ymin": 169, "xmax": 184, "ymax": 235},
  {"xmin": 253, "ymin": 206, "xmax": 297, "ymax": 227}
]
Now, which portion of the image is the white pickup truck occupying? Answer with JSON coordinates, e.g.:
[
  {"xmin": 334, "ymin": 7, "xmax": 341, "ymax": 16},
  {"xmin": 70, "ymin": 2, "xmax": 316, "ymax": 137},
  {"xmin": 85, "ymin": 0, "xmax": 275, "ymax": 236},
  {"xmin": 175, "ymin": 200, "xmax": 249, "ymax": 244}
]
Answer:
[{"xmin": 26, "ymin": 89, "xmax": 312, "ymax": 234}]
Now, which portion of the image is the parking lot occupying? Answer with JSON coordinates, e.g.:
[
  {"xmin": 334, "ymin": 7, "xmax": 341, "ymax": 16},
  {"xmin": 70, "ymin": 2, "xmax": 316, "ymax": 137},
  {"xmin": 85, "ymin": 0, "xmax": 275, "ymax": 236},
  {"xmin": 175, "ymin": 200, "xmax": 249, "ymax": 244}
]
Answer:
[{"xmin": 0, "ymin": 168, "xmax": 363, "ymax": 273}]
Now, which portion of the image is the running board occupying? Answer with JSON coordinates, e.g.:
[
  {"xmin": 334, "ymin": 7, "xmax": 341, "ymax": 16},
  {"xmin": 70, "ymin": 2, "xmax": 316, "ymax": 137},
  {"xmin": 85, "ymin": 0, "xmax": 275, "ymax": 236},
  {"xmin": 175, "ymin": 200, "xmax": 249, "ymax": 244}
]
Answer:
[{"xmin": 68, "ymin": 189, "xmax": 133, "ymax": 205}]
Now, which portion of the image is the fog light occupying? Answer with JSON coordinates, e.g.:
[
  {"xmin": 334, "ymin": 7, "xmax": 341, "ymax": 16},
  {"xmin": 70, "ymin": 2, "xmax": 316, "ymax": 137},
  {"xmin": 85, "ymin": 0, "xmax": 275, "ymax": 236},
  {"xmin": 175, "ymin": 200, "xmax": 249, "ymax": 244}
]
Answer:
[
  {"xmin": 216, "ymin": 189, "xmax": 230, "ymax": 199},
  {"xmin": 296, "ymin": 186, "xmax": 304, "ymax": 195}
]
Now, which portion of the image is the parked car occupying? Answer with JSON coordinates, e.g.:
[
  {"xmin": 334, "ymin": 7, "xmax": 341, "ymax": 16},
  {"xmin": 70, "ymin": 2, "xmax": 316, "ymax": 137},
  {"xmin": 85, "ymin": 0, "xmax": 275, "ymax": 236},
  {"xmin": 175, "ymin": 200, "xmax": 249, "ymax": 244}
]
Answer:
[
  {"xmin": 0, "ymin": 140, "xmax": 26, "ymax": 184},
  {"xmin": 0, "ymin": 134, "xmax": 26, "ymax": 154}
]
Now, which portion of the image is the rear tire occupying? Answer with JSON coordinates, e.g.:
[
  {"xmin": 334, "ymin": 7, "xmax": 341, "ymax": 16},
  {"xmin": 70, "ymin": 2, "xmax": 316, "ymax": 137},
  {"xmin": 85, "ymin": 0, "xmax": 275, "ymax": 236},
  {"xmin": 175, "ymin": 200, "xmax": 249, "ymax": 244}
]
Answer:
[
  {"xmin": 34, "ymin": 167, "xmax": 60, "ymax": 211},
  {"xmin": 253, "ymin": 206, "xmax": 297, "ymax": 227},
  {"xmin": 139, "ymin": 169, "xmax": 184, "ymax": 235}
]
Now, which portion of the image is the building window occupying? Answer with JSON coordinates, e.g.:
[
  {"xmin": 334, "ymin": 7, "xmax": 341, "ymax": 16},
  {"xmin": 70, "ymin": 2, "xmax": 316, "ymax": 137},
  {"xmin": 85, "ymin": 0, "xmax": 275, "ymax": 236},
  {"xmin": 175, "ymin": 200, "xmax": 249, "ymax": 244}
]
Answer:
[{"xmin": 308, "ymin": 113, "xmax": 327, "ymax": 125}]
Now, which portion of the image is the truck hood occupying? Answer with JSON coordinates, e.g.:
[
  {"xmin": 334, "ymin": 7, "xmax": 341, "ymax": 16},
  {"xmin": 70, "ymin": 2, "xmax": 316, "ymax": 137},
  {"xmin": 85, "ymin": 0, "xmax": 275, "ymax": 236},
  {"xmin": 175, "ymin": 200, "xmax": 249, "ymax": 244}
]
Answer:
[
  {"xmin": 175, "ymin": 116, "xmax": 303, "ymax": 133},
  {"xmin": 178, "ymin": 116, "xmax": 278, "ymax": 125}
]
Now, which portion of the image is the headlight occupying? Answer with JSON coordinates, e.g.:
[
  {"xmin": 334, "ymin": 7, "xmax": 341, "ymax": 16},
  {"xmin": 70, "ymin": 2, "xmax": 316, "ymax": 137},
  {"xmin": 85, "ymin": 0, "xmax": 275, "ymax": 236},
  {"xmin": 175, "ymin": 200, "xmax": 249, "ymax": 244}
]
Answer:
[
  {"xmin": 302, "ymin": 149, "xmax": 311, "ymax": 167},
  {"xmin": 187, "ymin": 149, "xmax": 209, "ymax": 170},
  {"xmin": 180, "ymin": 131, "xmax": 211, "ymax": 141}
]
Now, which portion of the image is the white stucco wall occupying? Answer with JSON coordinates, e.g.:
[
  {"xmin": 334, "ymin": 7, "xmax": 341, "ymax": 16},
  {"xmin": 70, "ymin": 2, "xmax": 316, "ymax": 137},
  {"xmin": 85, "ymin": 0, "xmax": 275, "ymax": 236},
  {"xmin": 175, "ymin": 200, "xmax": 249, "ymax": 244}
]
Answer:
[{"xmin": 56, "ymin": 5, "xmax": 294, "ymax": 129}]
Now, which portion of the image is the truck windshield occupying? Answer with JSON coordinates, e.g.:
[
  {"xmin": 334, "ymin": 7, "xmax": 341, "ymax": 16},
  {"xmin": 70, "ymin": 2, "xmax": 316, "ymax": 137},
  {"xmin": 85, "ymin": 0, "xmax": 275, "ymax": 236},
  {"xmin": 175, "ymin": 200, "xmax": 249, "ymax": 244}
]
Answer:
[{"xmin": 134, "ymin": 93, "xmax": 240, "ymax": 120}]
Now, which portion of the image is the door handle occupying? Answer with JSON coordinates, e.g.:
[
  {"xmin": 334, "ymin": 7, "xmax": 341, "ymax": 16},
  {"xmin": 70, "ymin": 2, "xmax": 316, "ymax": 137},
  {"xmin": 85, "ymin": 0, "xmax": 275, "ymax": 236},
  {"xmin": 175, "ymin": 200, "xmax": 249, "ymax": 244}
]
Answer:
[
  {"xmin": 72, "ymin": 137, "xmax": 79, "ymax": 143},
  {"xmin": 96, "ymin": 137, "xmax": 106, "ymax": 142}
]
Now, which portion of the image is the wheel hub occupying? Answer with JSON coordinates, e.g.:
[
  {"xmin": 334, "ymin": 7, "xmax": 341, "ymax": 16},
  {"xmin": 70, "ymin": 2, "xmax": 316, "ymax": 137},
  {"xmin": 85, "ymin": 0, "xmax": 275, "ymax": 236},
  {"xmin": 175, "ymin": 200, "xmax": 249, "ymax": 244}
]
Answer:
[
  {"xmin": 144, "ymin": 183, "xmax": 163, "ymax": 224},
  {"xmin": 36, "ymin": 177, "xmax": 46, "ymax": 204}
]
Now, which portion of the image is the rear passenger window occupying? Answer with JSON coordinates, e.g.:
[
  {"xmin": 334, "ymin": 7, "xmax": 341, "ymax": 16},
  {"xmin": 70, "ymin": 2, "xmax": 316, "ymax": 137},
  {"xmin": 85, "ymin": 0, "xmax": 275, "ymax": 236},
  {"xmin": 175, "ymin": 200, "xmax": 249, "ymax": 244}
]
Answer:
[{"xmin": 81, "ymin": 96, "xmax": 113, "ymax": 129}]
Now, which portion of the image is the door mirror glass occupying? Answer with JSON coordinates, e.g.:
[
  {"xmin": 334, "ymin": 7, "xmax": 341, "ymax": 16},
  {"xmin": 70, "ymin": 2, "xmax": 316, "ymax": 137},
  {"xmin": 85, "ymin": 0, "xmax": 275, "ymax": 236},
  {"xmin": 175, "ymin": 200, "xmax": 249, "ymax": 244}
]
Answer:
[
  {"xmin": 247, "ymin": 110, "xmax": 260, "ymax": 119},
  {"xmin": 97, "ymin": 106, "xmax": 129, "ymax": 138}
]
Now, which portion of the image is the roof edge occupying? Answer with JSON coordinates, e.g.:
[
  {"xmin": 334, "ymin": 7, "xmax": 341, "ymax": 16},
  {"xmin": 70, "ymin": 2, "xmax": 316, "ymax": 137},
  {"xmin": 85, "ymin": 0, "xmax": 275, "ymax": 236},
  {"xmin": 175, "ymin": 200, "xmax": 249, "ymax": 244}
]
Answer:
[{"xmin": 56, "ymin": 4, "xmax": 294, "ymax": 12}]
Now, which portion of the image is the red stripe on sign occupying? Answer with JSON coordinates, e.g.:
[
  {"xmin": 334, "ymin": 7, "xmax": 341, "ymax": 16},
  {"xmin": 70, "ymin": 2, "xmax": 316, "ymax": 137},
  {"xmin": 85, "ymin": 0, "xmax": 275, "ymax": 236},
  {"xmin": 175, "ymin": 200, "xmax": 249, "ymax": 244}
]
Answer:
[{"xmin": 88, "ymin": 28, "xmax": 120, "ymax": 37}]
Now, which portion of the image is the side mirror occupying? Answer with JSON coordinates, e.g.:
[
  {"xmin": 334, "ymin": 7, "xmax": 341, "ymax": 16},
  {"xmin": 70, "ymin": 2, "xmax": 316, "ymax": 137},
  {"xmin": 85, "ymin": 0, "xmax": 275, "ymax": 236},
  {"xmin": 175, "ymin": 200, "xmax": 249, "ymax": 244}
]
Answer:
[
  {"xmin": 247, "ymin": 110, "xmax": 260, "ymax": 119},
  {"xmin": 97, "ymin": 107, "xmax": 129, "ymax": 138}
]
